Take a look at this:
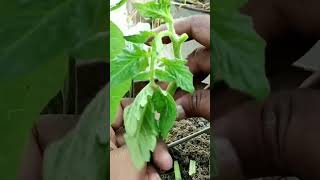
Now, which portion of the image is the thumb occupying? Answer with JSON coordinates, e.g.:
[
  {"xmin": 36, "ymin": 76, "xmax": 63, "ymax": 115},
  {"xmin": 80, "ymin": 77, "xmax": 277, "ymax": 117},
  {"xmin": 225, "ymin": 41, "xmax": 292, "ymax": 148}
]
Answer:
[
  {"xmin": 152, "ymin": 140, "xmax": 173, "ymax": 171},
  {"xmin": 176, "ymin": 90, "xmax": 210, "ymax": 120}
]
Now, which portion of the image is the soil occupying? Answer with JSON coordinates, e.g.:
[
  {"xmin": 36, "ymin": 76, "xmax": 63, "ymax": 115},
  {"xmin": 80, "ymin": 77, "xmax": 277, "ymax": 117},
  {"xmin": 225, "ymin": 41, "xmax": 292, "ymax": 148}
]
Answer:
[
  {"xmin": 160, "ymin": 118, "xmax": 210, "ymax": 180},
  {"xmin": 173, "ymin": 0, "xmax": 210, "ymax": 12}
]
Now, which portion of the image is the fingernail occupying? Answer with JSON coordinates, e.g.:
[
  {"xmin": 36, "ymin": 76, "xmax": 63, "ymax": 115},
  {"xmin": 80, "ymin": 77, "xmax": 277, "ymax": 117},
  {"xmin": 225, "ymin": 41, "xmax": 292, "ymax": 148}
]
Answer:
[{"xmin": 176, "ymin": 105, "xmax": 186, "ymax": 120}]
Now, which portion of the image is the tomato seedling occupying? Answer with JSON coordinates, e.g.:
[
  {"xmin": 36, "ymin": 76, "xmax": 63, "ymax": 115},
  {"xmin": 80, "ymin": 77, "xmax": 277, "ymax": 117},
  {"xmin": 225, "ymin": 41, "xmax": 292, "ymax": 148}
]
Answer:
[{"xmin": 110, "ymin": 0, "xmax": 194, "ymax": 168}]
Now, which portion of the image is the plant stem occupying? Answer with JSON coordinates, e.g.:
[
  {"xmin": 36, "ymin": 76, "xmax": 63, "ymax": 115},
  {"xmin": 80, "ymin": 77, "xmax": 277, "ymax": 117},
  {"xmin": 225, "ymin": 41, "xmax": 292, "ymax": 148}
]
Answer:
[
  {"xmin": 149, "ymin": 55, "xmax": 155, "ymax": 84},
  {"xmin": 167, "ymin": 82, "xmax": 177, "ymax": 96},
  {"xmin": 168, "ymin": 22, "xmax": 182, "ymax": 59},
  {"xmin": 165, "ymin": 19, "xmax": 189, "ymax": 95}
]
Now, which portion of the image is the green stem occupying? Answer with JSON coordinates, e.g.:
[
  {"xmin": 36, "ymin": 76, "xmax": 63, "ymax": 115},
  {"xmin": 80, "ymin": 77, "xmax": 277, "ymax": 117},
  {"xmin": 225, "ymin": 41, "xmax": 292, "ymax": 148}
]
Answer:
[
  {"xmin": 149, "ymin": 52, "xmax": 157, "ymax": 87},
  {"xmin": 150, "ymin": 57, "xmax": 155, "ymax": 81},
  {"xmin": 167, "ymin": 82, "xmax": 177, "ymax": 96},
  {"xmin": 165, "ymin": 20, "xmax": 189, "ymax": 94},
  {"xmin": 168, "ymin": 22, "xmax": 176, "ymax": 34},
  {"xmin": 167, "ymin": 23, "xmax": 182, "ymax": 58}
]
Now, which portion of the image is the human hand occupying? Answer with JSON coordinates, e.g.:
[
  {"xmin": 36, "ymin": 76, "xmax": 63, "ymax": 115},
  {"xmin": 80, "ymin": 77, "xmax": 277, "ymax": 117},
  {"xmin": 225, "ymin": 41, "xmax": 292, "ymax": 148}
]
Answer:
[{"xmin": 110, "ymin": 99, "xmax": 173, "ymax": 180}]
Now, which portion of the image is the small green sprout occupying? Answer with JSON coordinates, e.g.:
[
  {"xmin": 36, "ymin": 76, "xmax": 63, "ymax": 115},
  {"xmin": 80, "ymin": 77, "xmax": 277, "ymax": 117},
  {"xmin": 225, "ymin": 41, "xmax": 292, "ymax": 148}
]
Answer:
[
  {"xmin": 174, "ymin": 161, "xmax": 182, "ymax": 180},
  {"xmin": 188, "ymin": 159, "xmax": 196, "ymax": 176}
]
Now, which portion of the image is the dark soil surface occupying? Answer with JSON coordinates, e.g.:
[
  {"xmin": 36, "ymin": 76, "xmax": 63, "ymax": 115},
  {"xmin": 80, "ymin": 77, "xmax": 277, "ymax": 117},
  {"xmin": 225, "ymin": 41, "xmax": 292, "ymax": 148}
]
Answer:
[{"xmin": 160, "ymin": 118, "xmax": 210, "ymax": 180}]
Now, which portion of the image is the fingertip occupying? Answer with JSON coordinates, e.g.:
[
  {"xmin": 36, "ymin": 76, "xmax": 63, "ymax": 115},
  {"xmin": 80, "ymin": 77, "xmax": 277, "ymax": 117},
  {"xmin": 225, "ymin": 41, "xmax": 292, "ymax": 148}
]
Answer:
[
  {"xmin": 176, "ymin": 94, "xmax": 191, "ymax": 118},
  {"xmin": 147, "ymin": 166, "xmax": 161, "ymax": 180},
  {"xmin": 176, "ymin": 105, "xmax": 186, "ymax": 120},
  {"xmin": 116, "ymin": 128, "xmax": 126, "ymax": 147},
  {"xmin": 110, "ymin": 127, "xmax": 117, "ymax": 145},
  {"xmin": 111, "ymin": 105, "xmax": 123, "ymax": 129},
  {"xmin": 153, "ymin": 141, "xmax": 173, "ymax": 171},
  {"xmin": 176, "ymin": 90, "xmax": 210, "ymax": 120}
]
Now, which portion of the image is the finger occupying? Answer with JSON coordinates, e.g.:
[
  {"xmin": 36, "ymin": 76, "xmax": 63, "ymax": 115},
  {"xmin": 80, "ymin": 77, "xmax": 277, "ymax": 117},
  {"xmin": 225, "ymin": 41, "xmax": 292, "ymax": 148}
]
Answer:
[
  {"xmin": 187, "ymin": 47, "xmax": 210, "ymax": 75},
  {"xmin": 176, "ymin": 105, "xmax": 186, "ymax": 120},
  {"xmin": 152, "ymin": 140, "xmax": 173, "ymax": 171},
  {"xmin": 147, "ymin": 166, "xmax": 161, "ymax": 180},
  {"xmin": 111, "ymin": 106, "xmax": 123, "ymax": 130},
  {"xmin": 154, "ymin": 15, "xmax": 210, "ymax": 47},
  {"xmin": 110, "ymin": 127, "xmax": 118, "ymax": 150},
  {"xmin": 112, "ymin": 98, "xmax": 134, "ymax": 130},
  {"xmin": 176, "ymin": 89, "xmax": 210, "ymax": 120},
  {"xmin": 116, "ymin": 127, "xmax": 126, "ymax": 147}
]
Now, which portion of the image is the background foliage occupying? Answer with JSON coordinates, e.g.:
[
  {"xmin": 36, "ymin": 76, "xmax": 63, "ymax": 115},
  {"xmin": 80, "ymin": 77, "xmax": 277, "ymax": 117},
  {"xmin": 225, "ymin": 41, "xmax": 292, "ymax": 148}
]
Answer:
[
  {"xmin": 212, "ymin": 0, "xmax": 269, "ymax": 100},
  {"xmin": 0, "ymin": 0, "xmax": 107, "ymax": 179}
]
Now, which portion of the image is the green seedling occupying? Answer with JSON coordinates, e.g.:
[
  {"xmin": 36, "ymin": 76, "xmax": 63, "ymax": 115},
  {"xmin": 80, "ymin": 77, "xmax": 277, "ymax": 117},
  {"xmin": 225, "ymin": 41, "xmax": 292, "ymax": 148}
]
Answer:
[
  {"xmin": 110, "ymin": 0, "xmax": 194, "ymax": 168},
  {"xmin": 188, "ymin": 160, "xmax": 196, "ymax": 176},
  {"xmin": 174, "ymin": 161, "xmax": 182, "ymax": 180}
]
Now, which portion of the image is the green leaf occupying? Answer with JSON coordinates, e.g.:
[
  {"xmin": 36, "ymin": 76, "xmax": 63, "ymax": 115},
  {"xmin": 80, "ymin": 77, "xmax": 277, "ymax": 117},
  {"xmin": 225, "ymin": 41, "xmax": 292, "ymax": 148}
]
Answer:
[
  {"xmin": 152, "ymin": 88, "xmax": 176, "ymax": 138},
  {"xmin": 125, "ymin": 31, "xmax": 156, "ymax": 44},
  {"xmin": 133, "ymin": 69, "xmax": 175, "ymax": 82},
  {"xmin": 110, "ymin": 79, "xmax": 131, "ymax": 124},
  {"xmin": 124, "ymin": 85, "xmax": 159, "ymax": 169},
  {"xmin": 111, "ymin": 44, "xmax": 149, "ymax": 84},
  {"xmin": 110, "ymin": 22, "xmax": 125, "ymax": 60},
  {"xmin": 0, "ymin": 0, "xmax": 106, "ymax": 83},
  {"xmin": 155, "ymin": 69, "xmax": 175, "ymax": 82},
  {"xmin": 133, "ymin": 71, "xmax": 150, "ymax": 81},
  {"xmin": 0, "ymin": 55, "xmax": 68, "ymax": 180},
  {"xmin": 71, "ymin": 32, "xmax": 107, "ymax": 60},
  {"xmin": 212, "ymin": 4, "xmax": 270, "ymax": 100},
  {"xmin": 161, "ymin": 58, "xmax": 194, "ymax": 93},
  {"xmin": 0, "ymin": 0, "xmax": 106, "ymax": 177},
  {"xmin": 125, "ymin": 100, "xmax": 158, "ymax": 169},
  {"xmin": 134, "ymin": 0, "xmax": 172, "ymax": 22},
  {"xmin": 44, "ymin": 85, "xmax": 108, "ymax": 180},
  {"xmin": 123, "ymin": 85, "xmax": 176, "ymax": 168},
  {"xmin": 110, "ymin": 45, "xmax": 149, "ymax": 123},
  {"xmin": 124, "ymin": 84, "xmax": 154, "ymax": 136}
]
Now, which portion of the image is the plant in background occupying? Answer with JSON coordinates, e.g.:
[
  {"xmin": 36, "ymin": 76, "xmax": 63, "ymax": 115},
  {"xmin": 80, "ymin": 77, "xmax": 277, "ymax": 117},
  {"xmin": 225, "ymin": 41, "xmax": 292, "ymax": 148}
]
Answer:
[
  {"xmin": 0, "ymin": 0, "xmax": 107, "ymax": 179},
  {"xmin": 212, "ymin": 0, "xmax": 270, "ymax": 100},
  {"xmin": 110, "ymin": 0, "xmax": 194, "ymax": 168}
]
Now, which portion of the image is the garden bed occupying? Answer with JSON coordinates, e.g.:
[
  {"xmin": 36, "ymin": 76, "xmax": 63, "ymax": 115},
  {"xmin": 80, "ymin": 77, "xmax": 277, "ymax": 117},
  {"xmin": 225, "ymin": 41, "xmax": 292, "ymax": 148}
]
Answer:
[{"xmin": 160, "ymin": 118, "xmax": 210, "ymax": 180}]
